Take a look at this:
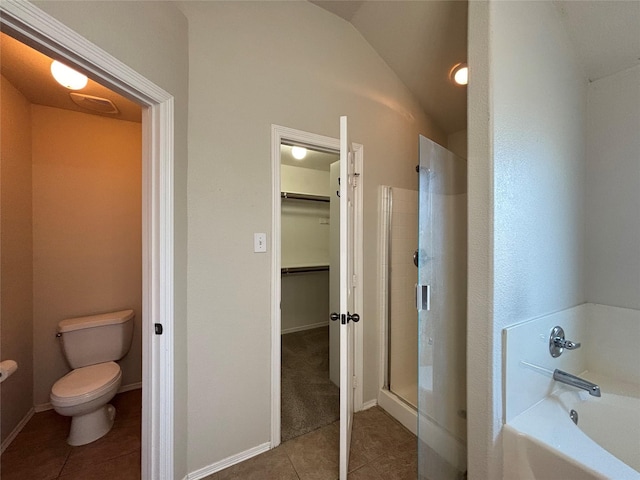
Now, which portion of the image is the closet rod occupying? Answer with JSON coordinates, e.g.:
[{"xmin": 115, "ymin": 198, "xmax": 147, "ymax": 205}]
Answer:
[
  {"xmin": 281, "ymin": 265, "xmax": 330, "ymax": 275},
  {"xmin": 281, "ymin": 192, "xmax": 330, "ymax": 203}
]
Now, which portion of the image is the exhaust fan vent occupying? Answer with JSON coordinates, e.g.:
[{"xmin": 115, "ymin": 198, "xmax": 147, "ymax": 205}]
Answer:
[{"xmin": 69, "ymin": 93, "xmax": 119, "ymax": 114}]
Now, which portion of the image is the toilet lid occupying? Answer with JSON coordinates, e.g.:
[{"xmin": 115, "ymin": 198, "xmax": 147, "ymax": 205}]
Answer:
[{"xmin": 51, "ymin": 362, "xmax": 121, "ymax": 399}]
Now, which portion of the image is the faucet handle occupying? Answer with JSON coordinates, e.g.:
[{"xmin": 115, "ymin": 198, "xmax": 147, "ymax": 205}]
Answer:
[
  {"xmin": 555, "ymin": 338, "xmax": 581, "ymax": 350},
  {"xmin": 549, "ymin": 326, "xmax": 581, "ymax": 357}
]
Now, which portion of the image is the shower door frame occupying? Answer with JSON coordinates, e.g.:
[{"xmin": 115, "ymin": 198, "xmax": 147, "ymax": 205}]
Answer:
[
  {"xmin": 270, "ymin": 124, "xmax": 364, "ymax": 448},
  {"xmin": 0, "ymin": 3, "xmax": 175, "ymax": 478}
]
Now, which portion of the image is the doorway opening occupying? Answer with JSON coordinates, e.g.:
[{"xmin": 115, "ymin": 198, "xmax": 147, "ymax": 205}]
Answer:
[
  {"xmin": 270, "ymin": 125, "xmax": 364, "ymax": 449},
  {"xmin": 279, "ymin": 141, "xmax": 341, "ymax": 442},
  {"xmin": 0, "ymin": 3, "xmax": 175, "ymax": 478},
  {"xmin": 0, "ymin": 30, "xmax": 143, "ymax": 476}
]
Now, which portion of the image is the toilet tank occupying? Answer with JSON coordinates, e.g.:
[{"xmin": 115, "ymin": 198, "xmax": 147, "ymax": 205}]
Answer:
[{"xmin": 58, "ymin": 309, "xmax": 134, "ymax": 369}]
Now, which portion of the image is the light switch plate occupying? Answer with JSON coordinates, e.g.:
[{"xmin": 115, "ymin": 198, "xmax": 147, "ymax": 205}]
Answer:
[{"xmin": 254, "ymin": 233, "xmax": 267, "ymax": 253}]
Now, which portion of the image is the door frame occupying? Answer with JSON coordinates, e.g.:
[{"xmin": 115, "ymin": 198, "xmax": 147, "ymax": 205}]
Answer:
[
  {"xmin": 270, "ymin": 124, "xmax": 363, "ymax": 447},
  {"xmin": 0, "ymin": 3, "xmax": 175, "ymax": 478}
]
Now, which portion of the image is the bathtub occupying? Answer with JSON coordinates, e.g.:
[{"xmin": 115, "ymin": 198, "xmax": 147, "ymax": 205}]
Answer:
[{"xmin": 504, "ymin": 372, "xmax": 640, "ymax": 479}]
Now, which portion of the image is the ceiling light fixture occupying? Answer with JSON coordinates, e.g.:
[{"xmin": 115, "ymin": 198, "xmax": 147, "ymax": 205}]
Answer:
[
  {"xmin": 50, "ymin": 60, "xmax": 88, "ymax": 90},
  {"xmin": 449, "ymin": 63, "xmax": 468, "ymax": 86},
  {"xmin": 291, "ymin": 146, "xmax": 307, "ymax": 160}
]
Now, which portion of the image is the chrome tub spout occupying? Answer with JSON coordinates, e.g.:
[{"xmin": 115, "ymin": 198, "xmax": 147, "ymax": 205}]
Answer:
[{"xmin": 553, "ymin": 369, "xmax": 601, "ymax": 397}]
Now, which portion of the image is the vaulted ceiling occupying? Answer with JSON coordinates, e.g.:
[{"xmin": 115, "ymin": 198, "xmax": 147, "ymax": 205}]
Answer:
[{"xmin": 312, "ymin": 1, "xmax": 640, "ymax": 136}]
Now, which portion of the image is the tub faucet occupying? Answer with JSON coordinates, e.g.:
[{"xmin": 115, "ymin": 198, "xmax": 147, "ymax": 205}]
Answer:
[
  {"xmin": 549, "ymin": 326, "xmax": 581, "ymax": 357},
  {"xmin": 553, "ymin": 369, "xmax": 601, "ymax": 397}
]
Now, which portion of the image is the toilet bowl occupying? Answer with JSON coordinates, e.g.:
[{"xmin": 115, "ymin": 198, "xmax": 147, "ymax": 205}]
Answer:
[
  {"xmin": 50, "ymin": 309, "xmax": 134, "ymax": 446},
  {"xmin": 51, "ymin": 362, "xmax": 122, "ymax": 446}
]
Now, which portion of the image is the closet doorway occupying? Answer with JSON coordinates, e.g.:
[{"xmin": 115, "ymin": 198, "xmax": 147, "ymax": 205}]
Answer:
[
  {"xmin": 279, "ymin": 141, "xmax": 340, "ymax": 442},
  {"xmin": 270, "ymin": 125, "xmax": 364, "ymax": 449}
]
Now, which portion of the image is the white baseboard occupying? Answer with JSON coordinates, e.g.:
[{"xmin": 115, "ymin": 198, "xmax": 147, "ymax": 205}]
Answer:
[
  {"xmin": 378, "ymin": 388, "xmax": 417, "ymax": 435},
  {"xmin": 1, "ymin": 407, "xmax": 34, "ymax": 453},
  {"xmin": 118, "ymin": 382, "xmax": 142, "ymax": 393},
  {"xmin": 281, "ymin": 321, "xmax": 329, "ymax": 335},
  {"xmin": 360, "ymin": 398, "xmax": 378, "ymax": 411},
  {"xmin": 186, "ymin": 442, "xmax": 271, "ymax": 479},
  {"xmin": 34, "ymin": 402, "xmax": 53, "ymax": 413},
  {"xmin": 33, "ymin": 382, "xmax": 143, "ymax": 413}
]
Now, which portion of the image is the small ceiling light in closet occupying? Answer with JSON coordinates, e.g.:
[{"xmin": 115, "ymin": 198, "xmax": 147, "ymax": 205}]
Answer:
[
  {"xmin": 291, "ymin": 146, "xmax": 307, "ymax": 160},
  {"xmin": 51, "ymin": 60, "xmax": 88, "ymax": 90},
  {"xmin": 449, "ymin": 63, "xmax": 468, "ymax": 86}
]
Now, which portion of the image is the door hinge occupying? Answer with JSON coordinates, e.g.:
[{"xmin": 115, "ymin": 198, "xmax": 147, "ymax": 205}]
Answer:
[
  {"xmin": 154, "ymin": 323, "xmax": 163, "ymax": 335},
  {"xmin": 353, "ymin": 375, "xmax": 357, "ymax": 389},
  {"xmin": 352, "ymin": 175, "xmax": 359, "ymax": 188},
  {"xmin": 352, "ymin": 274, "xmax": 357, "ymax": 287}
]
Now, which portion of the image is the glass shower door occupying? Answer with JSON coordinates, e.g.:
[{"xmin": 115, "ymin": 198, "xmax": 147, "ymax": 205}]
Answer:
[{"xmin": 417, "ymin": 135, "xmax": 467, "ymax": 479}]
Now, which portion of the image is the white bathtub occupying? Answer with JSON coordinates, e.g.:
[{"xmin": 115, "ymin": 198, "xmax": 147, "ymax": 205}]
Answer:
[{"xmin": 504, "ymin": 372, "xmax": 640, "ymax": 479}]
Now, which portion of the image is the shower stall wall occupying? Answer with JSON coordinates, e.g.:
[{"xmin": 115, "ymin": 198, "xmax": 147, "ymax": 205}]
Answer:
[{"xmin": 380, "ymin": 186, "xmax": 419, "ymax": 409}]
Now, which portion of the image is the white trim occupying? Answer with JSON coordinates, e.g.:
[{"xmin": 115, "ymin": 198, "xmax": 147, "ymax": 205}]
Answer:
[
  {"xmin": 119, "ymin": 382, "xmax": 143, "ymax": 393},
  {"xmin": 271, "ymin": 125, "xmax": 364, "ymax": 446},
  {"xmin": 360, "ymin": 399, "xmax": 378, "ymax": 411},
  {"xmin": 0, "ymin": 408, "xmax": 34, "ymax": 453},
  {"xmin": 31, "ymin": 382, "xmax": 142, "ymax": 415},
  {"xmin": 186, "ymin": 442, "xmax": 271, "ymax": 480},
  {"xmin": 34, "ymin": 403, "xmax": 53, "ymax": 413},
  {"xmin": 0, "ymin": 3, "xmax": 174, "ymax": 479},
  {"xmin": 281, "ymin": 321, "xmax": 329, "ymax": 335},
  {"xmin": 378, "ymin": 389, "xmax": 417, "ymax": 435},
  {"xmin": 352, "ymin": 145, "xmax": 364, "ymax": 413}
]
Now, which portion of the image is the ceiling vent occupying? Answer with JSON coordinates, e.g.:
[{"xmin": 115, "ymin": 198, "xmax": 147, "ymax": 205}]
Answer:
[{"xmin": 69, "ymin": 93, "xmax": 119, "ymax": 115}]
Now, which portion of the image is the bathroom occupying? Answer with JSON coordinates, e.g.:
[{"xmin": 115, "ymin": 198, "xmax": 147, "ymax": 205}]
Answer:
[
  {"xmin": 468, "ymin": 1, "xmax": 640, "ymax": 478},
  {"xmin": 0, "ymin": 32, "xmax": 143, "ymax": 475},
  {"xmin": 1, "ymin": 1, "xmax": 638, "ymax": 479}
]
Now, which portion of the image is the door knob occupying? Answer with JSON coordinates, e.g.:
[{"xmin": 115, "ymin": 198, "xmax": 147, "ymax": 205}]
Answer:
[
  {"xmin": 330, "ymin": 312, "xmax": 340, "ymax": 322},
  {"xmin": 348, "ymin": 312, "xmax": 360, "ymax": 323}
]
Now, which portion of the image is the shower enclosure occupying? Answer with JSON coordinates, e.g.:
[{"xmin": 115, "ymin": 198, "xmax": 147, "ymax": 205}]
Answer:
[
  {"xmin": 380, "ymin": 135, "xmax": 468, "ymax": 479},
  {"xmin": 417, "ymin": 135, "xmax": 467, "ymax": 479}
]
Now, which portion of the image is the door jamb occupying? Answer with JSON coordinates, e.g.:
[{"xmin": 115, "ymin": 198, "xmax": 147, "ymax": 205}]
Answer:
[
  {"xmin": 0, "ymin": 3, "xmax": 175, "ymax": 478},
  {"xmin": 270, "ymin": 124, "xmax": 364, "ymax": 447}
]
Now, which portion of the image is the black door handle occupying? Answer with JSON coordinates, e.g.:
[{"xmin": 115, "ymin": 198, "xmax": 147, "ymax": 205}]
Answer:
[
  {"xmin": 330, "ymin": 312, "xmax": 340, "ymax": 322},
  {"xmin": 347, "ymin": 312, "xmax": 360, "ymax": 323}
]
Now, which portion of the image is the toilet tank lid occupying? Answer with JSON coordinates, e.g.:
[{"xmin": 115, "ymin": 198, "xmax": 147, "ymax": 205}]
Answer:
[{"xmin": 58, "ymin": 309, "xmax": 134, "ymax": 333}]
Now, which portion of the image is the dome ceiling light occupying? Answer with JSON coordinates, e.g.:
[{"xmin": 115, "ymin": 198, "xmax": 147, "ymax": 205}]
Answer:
[{"xmin": 50, "ymin": 60, "xmax": 88, "ymax": 90}]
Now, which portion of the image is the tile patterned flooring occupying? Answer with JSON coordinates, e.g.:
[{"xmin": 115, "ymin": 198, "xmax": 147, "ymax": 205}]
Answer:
[
  {"xmin": 208, "ymin": 406, "xmax": 417, "ymax": 480},
  {"xmin": 2, "ymin": 389, "xmax": 417, "ymax": 480},
  {"xmin": 0, "ymin": 389, "xmax": 141, "ymax": 480}
]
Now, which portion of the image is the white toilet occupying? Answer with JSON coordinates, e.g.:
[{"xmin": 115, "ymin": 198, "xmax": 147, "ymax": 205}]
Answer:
[{"xmin": 50, "ymin": 309, "xmax": 134, "ymax": 446}]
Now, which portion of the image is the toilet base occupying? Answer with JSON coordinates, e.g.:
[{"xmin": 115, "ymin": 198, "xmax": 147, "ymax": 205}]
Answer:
[{"xmin": 67, "ymin": 403, "xmax": 116, "ymax": 446}]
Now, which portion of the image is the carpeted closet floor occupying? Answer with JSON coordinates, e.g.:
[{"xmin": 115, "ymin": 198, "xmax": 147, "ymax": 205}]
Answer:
[{"xmin": 281, "ymin": 326, "xmax": 339, "ymax": 442}]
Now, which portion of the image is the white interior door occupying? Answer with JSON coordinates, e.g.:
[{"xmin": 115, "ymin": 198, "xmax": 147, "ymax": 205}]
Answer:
[{"xmin": 338, "ymin": 115, "xmax": 357, "ymax": 480}]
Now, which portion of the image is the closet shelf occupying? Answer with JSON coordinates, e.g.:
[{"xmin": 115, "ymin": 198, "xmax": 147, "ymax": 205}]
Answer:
[{"xmin": 281, "ymin": 192, "xmax": 330, "ymax": 203}]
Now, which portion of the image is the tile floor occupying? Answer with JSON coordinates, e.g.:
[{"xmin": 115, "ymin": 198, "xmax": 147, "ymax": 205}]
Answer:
[
  {"xmin": 0, "ymin": 389, "xmax": 141, "ymax": 480},
  {"xmin": 206, "ymin": 406, "xmax": 417, "ymax": 480},
  {"xmin": 2, "ymin": 390, "xmax": 417, "ymax": 480}
]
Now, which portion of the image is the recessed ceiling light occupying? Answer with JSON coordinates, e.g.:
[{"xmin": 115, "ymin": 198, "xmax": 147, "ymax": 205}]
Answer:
[
  {"xmin": 291, "ymin": 146, "xmax": 307, "ymax": 160},
  {"xmin": 450, "ymin": 63, "xmax": 468, "ymax": 86},
  {"xmin": 51, "ymin": 60, "xmax": 88, "ymax": 90}
]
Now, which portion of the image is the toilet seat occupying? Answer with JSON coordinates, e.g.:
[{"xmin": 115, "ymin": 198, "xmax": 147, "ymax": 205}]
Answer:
[{"xmin": 51, "ymin": 362, "xmax": 121, "ymax": 407}]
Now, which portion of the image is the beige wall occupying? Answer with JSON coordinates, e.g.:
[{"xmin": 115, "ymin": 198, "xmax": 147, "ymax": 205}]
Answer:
[
  {"xmin": 31, "ymin": 3, "xmax": 190, "ymax": 476},
  {"xmin": 0, "ymin": 75, "xmax": 34, "ymax": 445},
  {"xmin": 31, "ymin": 106, "xmax": 142, "ymax": 406},
  {"xmin": 181, "ymin": 1, "xmax": 446, "ymax": 472}
]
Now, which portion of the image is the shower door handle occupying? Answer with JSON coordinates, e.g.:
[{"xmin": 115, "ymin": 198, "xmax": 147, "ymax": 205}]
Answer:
[{"xmin": 416, "ymin": 284, "xmax": 431, "ymax": 311}]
